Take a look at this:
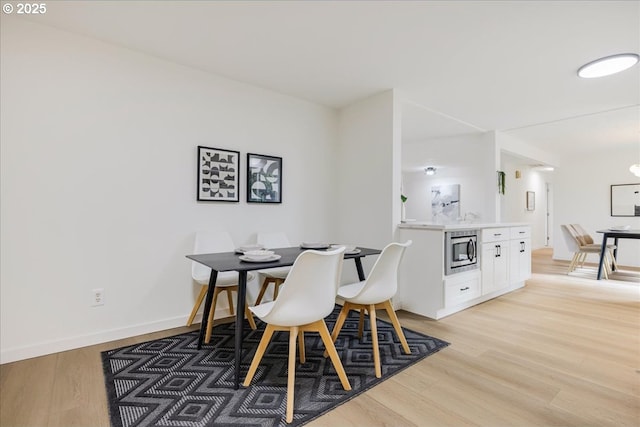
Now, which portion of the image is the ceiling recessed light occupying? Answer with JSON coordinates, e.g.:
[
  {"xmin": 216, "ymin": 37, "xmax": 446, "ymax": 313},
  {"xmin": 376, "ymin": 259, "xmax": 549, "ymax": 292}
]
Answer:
[{"xmin": 578, "ymin": 53, "xmax": 639, "ymax": 78}]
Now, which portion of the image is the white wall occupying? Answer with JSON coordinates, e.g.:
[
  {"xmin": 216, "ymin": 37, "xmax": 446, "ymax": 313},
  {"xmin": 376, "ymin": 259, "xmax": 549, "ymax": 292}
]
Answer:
[
  {"xmin": 553, "ymin": 144, "xmax": 640, "ymax": 267},
  {"xmin": 402, "ymin": 133, "xmax": 497, "ymax": 223},
  {"xmin": 500, "ymin": 155, "xmax": 553, "ymax": 249},
  {"xmin": 335, "ymin": 90, "xmax": 400, "ymax": 282},
  {"xmin": 0, "ymin": 19, "xmax": 339, "ymax": 362}
]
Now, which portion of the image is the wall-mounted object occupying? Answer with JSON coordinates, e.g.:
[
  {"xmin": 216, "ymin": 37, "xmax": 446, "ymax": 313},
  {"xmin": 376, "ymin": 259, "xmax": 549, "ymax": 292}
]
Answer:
[
  {"xmin": 497, "ymin": 171, "xmax": 506, "ymax": 194},
  {"xmin": 515, "ymin": 170, "xmax": 521, "ymax": 179},
  {"xmin": 611, "ymin": 183, "xmax": 640, "ymax": 216},
  {"xmin": 526, "ymin": 191, "xmax": 535, "ymax": 211},
  {"xmin": 431, "ymin": 184, "xmax": 460, "ymax": 223},
  {"xmin": 197, "ymin": 146, "xmax": 240, "ymax": 202},
  {"xmin": 247, "ymin": 153, "xmax": 282, "ymax": 203},
  {"xmin": 630, "ymin": 164, "xmax": 640, "ymax": 177}
]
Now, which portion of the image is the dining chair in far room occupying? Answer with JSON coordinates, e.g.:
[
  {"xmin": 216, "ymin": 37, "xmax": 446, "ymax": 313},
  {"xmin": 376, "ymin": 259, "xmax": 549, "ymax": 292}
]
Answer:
[
  {"xmin": 186, "ymin": 231, "xmax": 257, "ymax": 343},
  {"xmin": 570, "ymin": 223, "xmax": 619, "ymax": 271},
  {"xmin": 326, "ymin": 241, "xmax": 412, "ymax": 378},
  {"xmin": 560, "ymin": 225, "xmax": 611, "ymax": 278},
  {"xmin": 254, "ymin": 232, "xmax": 292, "ymax": 305},
  {"xmin": 243, "ymin": 247, "xmax": 351, "ymax": 424}
]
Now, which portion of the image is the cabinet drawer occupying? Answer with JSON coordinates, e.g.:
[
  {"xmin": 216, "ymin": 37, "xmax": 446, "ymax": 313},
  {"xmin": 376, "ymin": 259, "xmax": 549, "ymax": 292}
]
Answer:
[
  {"xmin": 444, "ymin": 273, "xmax": 481, "ymax": 307},
  {"xmin": 482, "ymin": 227, "xmax": 509, "ymax": 243},
  {"xmin": 510, "ymin": 226, "xmax": 531, "ymax": 239}
]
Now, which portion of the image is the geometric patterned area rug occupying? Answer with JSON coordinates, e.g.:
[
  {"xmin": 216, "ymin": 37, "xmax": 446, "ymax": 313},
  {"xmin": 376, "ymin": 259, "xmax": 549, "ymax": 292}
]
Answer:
[{"xmin": 102, "ymin": 305, "xmax": 449, "ymax": 427}]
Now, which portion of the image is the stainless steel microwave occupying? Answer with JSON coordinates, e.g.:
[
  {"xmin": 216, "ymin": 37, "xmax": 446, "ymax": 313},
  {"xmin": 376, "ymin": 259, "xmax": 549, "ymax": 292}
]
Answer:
[{"xmin": 445, "ymin": 230, "xmax": 478, "ymax": 275}]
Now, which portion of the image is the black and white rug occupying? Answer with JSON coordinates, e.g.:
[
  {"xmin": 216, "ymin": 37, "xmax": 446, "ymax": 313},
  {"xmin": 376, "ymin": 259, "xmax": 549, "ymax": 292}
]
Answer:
[{"xmin": 102, "ymin": 306, "xmax": 449, "ymax": 427}]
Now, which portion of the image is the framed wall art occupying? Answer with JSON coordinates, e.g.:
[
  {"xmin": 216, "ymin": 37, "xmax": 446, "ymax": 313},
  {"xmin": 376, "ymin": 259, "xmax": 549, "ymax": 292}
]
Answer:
[
  {"xmin": 197, "ymin": 146, "xmax": 240, "ymax": 202},
  {"xmin": 526, "ymin": 191, "xmax": 535, "ymax": 211},
  {"xmin": 247, "ymin": 153, "xmax": 282, "ymax": 203},
  {"xmin": 611, "ymin": 183, "xmax": 640, "ymax": 216}
]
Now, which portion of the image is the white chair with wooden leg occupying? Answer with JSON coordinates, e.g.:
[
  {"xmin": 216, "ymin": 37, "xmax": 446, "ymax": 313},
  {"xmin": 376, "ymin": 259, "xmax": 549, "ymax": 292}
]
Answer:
[
  {"xmin": 243, "ymin": 247, "xmax": 350, "ymax": 424},
  {"xmin": 186, "ymin": 231, "xmax": 257, "ymax": 343},
  {"xmin": 560, "ymin": 225, "xmax": 613, "ymax": 278},
  {"xmin": 327, "ymin": 241, "xmax": 412, "ymax": 378},
  {"xmin": 570, "ymin": 224, "xmax": 619, "ymax": 271},
  {"xmin": 254, "ymin": 232, "xmax": 291, "ymax": 304}
]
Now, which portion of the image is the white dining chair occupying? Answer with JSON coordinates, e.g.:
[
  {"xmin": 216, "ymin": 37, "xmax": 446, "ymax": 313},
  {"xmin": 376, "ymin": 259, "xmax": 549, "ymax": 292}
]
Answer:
[
  {"xmin": 326, "ymin": 241, "xmax": 412, "ymax": 378},
  {"xmin": 560, "ymin": 225, "xmax": 613, "ymax": 278},
  {"xmin": 570, "ymin": 224, "xmax": 619, "ymax": 271},
  {"xmin": 254, "ymin": 232, "xmax": 292, "ymax": 304},
  {"xmin": 243, "ymin": 247, "xmax": 351, "ymax": 424},
  {"xmin": 187, "ymin": 231, "xmax": 256, "ymax": 343}
]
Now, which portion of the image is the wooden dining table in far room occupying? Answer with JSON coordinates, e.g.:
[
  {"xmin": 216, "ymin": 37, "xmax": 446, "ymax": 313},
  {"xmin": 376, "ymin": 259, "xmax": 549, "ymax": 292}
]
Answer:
[
  {"xmin": 596, "ymin": 229, "xmax": 640, "ymax": 280},
  {"xmin": 186, "ymin": 245, "xmax": 382, "ymax": 389}
]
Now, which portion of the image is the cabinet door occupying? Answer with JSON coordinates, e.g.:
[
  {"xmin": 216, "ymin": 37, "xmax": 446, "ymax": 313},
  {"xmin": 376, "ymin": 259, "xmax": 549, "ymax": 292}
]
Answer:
[
  {"xmin": 482, "ymin": 241, "xmax": 510, "ymax": 294},
  {"xmin": 510, "ymin": 238, "xmax": 531, "ymax": 282}
]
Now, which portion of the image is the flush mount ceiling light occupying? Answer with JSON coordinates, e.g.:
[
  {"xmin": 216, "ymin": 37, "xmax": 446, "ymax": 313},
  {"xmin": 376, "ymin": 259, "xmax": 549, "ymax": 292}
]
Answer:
[
  {"xmin": 577, "ymin": 53, "xmax": 639, "ymax": 78},
  {"xmin": 425, "ymin": 167, "xmax": 436, "ymax": 176}
]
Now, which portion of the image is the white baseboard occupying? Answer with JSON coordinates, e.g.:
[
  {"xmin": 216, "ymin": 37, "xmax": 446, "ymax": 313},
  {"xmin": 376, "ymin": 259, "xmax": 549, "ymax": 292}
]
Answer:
[{"xmin": 0, "ymin": 306, "xmax": 235, "ymax": 364}]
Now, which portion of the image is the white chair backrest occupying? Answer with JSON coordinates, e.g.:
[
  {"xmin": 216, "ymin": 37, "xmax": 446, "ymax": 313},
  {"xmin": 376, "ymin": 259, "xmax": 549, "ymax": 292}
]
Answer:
[
  {"xmin": 348, "ymin": 241, "xmax": 412, "ymax": 305},
  {"xmin": 570, "ymin": 224, "xmax": 594, "ymax": 245},
  {"xmin": 258, "ymin": 247, "xmax": 345, "ymax": 326},
  {"xmin": 561, "ymin": 225, "xmax": 580, "ymax": 252},
  {"xmin": 191, "ymin": 231, "xmax": 235, "ymax": 280},
  {"xmin": 257, "ymin": 232, "xmax": 291, "ymax": 249}
]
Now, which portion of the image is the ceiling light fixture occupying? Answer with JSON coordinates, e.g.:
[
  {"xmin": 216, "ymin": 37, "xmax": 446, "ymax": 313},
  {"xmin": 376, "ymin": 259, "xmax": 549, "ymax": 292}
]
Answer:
[
  {"xmin": 425, "ymin": 167, "xmax": 436, "ymax": 176},
  {"xmin": 630, "ymin": 164, "xmax": 640, "ymax": 177},
  {"xmin": 577, "ymin": 53, "xmax": 639, "ymax": 78}
]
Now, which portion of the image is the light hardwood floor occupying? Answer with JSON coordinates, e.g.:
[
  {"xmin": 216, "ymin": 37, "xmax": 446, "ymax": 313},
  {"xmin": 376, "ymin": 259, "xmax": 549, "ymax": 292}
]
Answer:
[{"xmin": 1, "ymin": 248, "xmax": 638, "ymax": 426}]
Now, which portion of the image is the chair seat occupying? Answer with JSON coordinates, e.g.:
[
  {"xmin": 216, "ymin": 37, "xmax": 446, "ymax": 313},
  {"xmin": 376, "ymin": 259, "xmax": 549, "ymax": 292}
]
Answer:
[
  {"xmin": 193, "ymin": 270, "xmax": 255, "ymax": 286},
  {"xmin": 337, "ymin": 281, "xmax": 366, "ymax": 300},
  {"xmin": 249, "ymin": 300, "xmax": 275, "ymax": 319},
  {"xmin": 258, "ymin": 267, "xmax": 290, "ymax": 279}
]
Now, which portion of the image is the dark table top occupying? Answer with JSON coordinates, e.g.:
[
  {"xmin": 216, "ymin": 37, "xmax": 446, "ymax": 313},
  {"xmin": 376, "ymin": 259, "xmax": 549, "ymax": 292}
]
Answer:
[
  {"xmin": 596, "ymin": 229, "xmax": 640, "ymax": 238},
  {"xmin": 186, "ymin": 246, "xmax": 381, "ymax": 272}
]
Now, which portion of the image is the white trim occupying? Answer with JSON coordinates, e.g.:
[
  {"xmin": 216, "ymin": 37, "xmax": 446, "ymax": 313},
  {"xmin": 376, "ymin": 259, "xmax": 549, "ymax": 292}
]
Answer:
[{"xmin": 0, "ymin": 305, "xmax": 238, "ymax": 364}]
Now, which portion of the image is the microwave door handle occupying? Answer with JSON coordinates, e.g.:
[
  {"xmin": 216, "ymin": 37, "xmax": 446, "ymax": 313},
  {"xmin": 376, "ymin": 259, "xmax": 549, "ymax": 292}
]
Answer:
[{"xmin": 467, "ymin": 239, "xmax": 476, "ymax": 262}]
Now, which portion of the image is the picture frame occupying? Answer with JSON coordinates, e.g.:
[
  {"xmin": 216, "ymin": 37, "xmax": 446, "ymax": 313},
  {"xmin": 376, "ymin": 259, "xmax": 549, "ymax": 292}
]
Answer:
[
  {"xmin": 611, "ymin": 183, "xmax": 640, "ymax": 217},
  {"xmin": 197, "ymin": 146, "xmax": 240, "ymax": 202},
  {"xmin": 526, "ymin": 191, "xmax": 535, "ymax": 211},
  {"xmin": 247, "ymin": 153, "xmax": 282, "ymax": 203}
]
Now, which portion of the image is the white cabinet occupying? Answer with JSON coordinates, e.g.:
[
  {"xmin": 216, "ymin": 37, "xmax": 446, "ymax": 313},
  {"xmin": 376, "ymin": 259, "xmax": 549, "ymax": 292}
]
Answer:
[
  {"xmin": 398, "ymin": 223, "xmax": 531, "ymax": 320},
  {"xmin": 481, "ymin": 228, "xmax": 510, "ymax": 295},
  {"xmin": 509, "ymin": 227, "xmax": 531, "ymax": 283},
  {"xmin": 444, "ymin": 270, "xmax": 481, "ymax": 307}
]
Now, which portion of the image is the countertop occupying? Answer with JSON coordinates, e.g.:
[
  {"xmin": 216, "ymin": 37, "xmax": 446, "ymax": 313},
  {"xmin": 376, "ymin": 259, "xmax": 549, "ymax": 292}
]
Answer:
[{"xmin": 398, "ymin": 221, "xmax": 530, "ymax": 231}]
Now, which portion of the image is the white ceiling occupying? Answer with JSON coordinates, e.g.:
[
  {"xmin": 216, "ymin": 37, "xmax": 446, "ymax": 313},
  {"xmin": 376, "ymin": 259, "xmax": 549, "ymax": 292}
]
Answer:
[{"xmin": 18, "ymin": 0, "xmax": 640, "ymax": 159}]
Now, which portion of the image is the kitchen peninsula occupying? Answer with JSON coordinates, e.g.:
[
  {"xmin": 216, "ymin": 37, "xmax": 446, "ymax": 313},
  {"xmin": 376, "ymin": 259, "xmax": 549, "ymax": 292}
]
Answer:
[{"xmin": 398, "ymin": 222, "xmax": 531, "ymax": 319}]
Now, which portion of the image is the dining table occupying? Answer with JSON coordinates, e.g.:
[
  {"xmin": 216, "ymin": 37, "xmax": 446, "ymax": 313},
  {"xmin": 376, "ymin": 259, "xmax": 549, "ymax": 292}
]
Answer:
[
  {"xmin": 596, "ymin": 229, "xmax": 640, "ymax": 280},
  {"xmin": 186, "ymin": 245, "xmax": 382, "ymax": 389}
]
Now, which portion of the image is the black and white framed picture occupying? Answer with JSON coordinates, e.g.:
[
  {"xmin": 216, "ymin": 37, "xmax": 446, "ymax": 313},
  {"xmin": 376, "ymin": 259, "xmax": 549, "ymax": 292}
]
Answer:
[
  {"xmin": 247, "ymin": 153, "xmax": 282, "ymax": 203},
  {"xmin": 197, "ymin": 146, "xmax": 240, "ymax": 202}
]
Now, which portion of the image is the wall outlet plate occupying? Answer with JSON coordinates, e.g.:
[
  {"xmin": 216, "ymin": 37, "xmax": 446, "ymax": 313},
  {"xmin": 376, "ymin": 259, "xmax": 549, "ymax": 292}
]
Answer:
[{"xmin": 92, "ymin": 288, "xmax": 104, "ymax": 306}]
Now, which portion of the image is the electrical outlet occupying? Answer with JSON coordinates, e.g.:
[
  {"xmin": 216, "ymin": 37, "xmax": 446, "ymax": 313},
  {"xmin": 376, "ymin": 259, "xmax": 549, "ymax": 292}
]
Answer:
[{"xmin": 92, "ymin": 288, "xmax": 104, "ymax": 306}]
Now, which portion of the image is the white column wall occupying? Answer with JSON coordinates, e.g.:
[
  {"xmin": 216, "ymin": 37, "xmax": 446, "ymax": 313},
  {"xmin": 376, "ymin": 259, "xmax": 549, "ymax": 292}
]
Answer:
[
  {"xmin": 0, "ymin": 19, "xmax": 338, "ymax": 362},
  {"xmin": 335, "ymin": 91, "xmax": 399, "ymax": 282}
]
